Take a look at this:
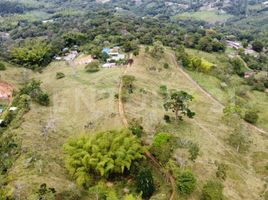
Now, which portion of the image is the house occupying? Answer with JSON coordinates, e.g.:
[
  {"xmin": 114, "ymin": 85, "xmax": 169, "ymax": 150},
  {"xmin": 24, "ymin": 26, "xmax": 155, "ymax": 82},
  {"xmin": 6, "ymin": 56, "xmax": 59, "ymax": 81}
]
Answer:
[
  {"xmin": 102, "ymin": 63, "xmax": 116, "ymax": 68},
  {"xmin": 0, "ymin": 109, "xmax": 3, "ymax": 114}
]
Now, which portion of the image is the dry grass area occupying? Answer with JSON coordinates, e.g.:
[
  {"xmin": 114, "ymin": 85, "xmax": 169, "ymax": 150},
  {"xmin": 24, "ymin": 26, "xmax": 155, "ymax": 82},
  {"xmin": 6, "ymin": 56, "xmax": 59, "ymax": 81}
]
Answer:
[
  {"xmin": 124, "ymin": 48, "xmax": 268, "ymax": 200},
  {"xmin": 5, "ymin": 61, "xmax": 124, "ymax": 198},
  {"xmin": 2, "ymin": 50, "xmax": 268, "ymax": 199}
]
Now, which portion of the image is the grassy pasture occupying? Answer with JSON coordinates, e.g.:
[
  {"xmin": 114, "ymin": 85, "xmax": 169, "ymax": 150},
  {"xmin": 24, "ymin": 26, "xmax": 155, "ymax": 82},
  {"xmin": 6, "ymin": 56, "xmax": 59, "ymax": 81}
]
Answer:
[
  {"xmin": 185, "ymin": 48, "xmax": 268, "ymax": 132},
  {"xmin": 174, "ymin": 10, "xmax": 233, "ymax": 23},
  {"xmin": 1, "ymin": 50, "xmax": 267, "ymax": 199},
  {"xmin": 123, "ymin": 48, "xmax": 267, "ymax": 200}
]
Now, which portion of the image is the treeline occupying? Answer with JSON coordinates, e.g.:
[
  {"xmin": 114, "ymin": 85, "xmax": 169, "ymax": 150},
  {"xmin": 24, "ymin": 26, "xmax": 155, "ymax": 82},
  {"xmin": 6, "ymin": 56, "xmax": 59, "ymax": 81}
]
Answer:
[
  {"xmin": 0, "ymin": 1, "xmax": 27, "ymax": 15},
  {"xmin": 0, "ymin": 8, "xmax": 226, "ymax": 69}
]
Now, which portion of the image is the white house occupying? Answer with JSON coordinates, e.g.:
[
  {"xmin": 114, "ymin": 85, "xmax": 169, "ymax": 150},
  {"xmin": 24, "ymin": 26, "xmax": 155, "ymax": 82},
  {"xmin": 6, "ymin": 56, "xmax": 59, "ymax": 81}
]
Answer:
[{"xmin": 102, "ymin": 63, "xmax": 116, "ymax": 68}]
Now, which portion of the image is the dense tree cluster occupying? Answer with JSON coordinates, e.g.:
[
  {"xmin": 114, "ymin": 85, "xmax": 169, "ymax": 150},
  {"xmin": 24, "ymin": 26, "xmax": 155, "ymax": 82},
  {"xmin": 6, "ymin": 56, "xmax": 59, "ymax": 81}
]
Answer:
[{"xmin": 64, "ymin": 129, "xmax": 144, "ymax": 188}]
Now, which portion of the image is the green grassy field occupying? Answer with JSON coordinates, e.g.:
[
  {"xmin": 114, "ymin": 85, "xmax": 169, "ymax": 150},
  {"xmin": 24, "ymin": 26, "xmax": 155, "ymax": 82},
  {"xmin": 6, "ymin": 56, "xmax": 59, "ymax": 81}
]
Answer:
[
  {"xmin": 185, "ymin": 48, "xmax": 268, "ymax": 132},
  {"xmin": 174, "ymin": 10, "xmax": 233, "ymax": 23},
  {"xmin": 2, "ymin": 49, "xmax": 268, "ymax": 199}
]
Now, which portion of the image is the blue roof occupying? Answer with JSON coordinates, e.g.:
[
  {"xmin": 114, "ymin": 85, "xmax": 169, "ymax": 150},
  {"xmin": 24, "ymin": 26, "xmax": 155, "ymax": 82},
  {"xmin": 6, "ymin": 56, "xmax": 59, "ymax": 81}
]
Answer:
[
  {"xmin": 0, "ymin": 109, "xmax": 3, "ymax": 113},
  {"xmin": 102, "ymin": 48, "xmax": 110, "ymax": 54}
]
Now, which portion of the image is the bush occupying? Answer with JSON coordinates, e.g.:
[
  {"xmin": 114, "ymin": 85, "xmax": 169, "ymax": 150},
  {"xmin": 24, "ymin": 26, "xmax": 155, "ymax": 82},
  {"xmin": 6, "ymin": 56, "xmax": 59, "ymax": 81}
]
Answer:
[
  {"xmin": 37, "ymin": 92, "xmax": 50, "ymax": 106},
  {"xmin": 188, "ymin": 143, "xmax": 200, "ymax": 162},
  {"xmin": 244, "ymin": 110, "xmax": 259, "ymax": 124},
  {"xmin": 216, "ymin": 163, "xmax": 228, "ymax": 181},
  {"xmin": 129, "ymin": 118, "xmax": 144, "ymax": 137},
  {"xmin": 163, "ymin": 63, "xmax": 169, "ymax": 69},
  {"xmin": 163, "ymin": 115, "xmax": 171, "ymax": 123},
  {"xmin": 85, "ymin": 61, "xmax": 100, "ymax": 73},
  {"xmin": 136, "ymin": 168, "xmax": 155, "ymax": 199},
  {"xmin": 64, "ymin": 129, "xmax": 144, "ymax": 188},
  {"xmin": 176, "ymin": 171, "xmax": 196, "ymax": 195},
  {"xmin": 201, "ymin": 180, "xmax": 224, "ymax": 200},
  {"xmin": 56, "ymin": 72, "xmax": 65, "ymax": 79},
  {"xmin": 0, "ymin": 62, "xmax": 6, "ymax": 70},
  {"xmin": 150, "ymin": 133, "xmax": 174, "ymax": 164}
]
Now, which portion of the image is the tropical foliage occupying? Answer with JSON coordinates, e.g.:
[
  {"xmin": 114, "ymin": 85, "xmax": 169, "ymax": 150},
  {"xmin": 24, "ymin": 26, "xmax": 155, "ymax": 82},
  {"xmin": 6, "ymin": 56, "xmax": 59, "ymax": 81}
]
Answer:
[{"xmin": 64, "ymin": 129, "xmax": 144, "ymax": 188}]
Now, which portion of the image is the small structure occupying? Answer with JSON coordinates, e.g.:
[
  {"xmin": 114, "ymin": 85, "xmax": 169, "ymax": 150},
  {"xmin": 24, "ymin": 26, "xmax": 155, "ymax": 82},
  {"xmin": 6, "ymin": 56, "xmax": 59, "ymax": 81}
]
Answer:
[
  {"xmin": 0, "ymin": 109, "xmax": 3, "ymax": 114},
  {"xmin": 226, "ymin": 40, "xmax": 243, "ymax": 50},
  {"xmin": 244, "ymin": 71, "xmax": 254, "ymax": 79},
  {"xmin": 9, "ymin": 107, "xmax": 18, "ymax": 111},
  {"xmin": 63, "ymin": 51, "xmax": 78, "ymax": 62},
  {"xmin": 54, "ymin": 56, "xmax": 62, "ymax": 61},
  {"xmin": 102, "ymin": 63, "xmax": 116, "ymax": 68}
]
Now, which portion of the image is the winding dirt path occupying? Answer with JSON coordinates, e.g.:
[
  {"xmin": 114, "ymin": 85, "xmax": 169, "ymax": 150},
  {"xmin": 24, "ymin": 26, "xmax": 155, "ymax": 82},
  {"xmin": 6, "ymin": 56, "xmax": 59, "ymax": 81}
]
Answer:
[
  {"xmin": 169, "ymin": 52, "xmax": 267, "ymax": 135},
  {"xmin": 117, "ymin": 56, "xmax": 177, "ymax": 200}
]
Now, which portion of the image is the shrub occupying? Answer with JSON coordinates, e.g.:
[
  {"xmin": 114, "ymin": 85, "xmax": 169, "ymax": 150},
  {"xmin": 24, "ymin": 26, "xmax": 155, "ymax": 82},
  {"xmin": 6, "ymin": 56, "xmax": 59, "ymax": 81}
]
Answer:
[
  {"xmin": 85, "ymin": 61, "xmax": 100, "ymax": 73},
  {"xmin": 56, "ymin": 72, "xmax": 65, "ymax": 79},
  {"xmin": 216, "ymin": 163, "xmax": 228, "ymax": 181},
  {"xmin": 0, "ymin": 62, "xmax": 6, "ymax": 70},
  {"xmin": 136, "ymin": 168, "xmax": 155, "ymax": 199},
  {"xmin": 64, "ymin": 129, "xmax": 144, "ymax": 188},
  {"xmin": 201, "ymin": 180, "xmax": 224, "ymax": 200},
  {"xmin": 176, "ymin": 171, "xmax": 196, "ymax": 195},
  {"xmin": 188, "ymin": 143, "xmax": 200, "ymax": 162},
  {"xmin": 129, "ymin": 118, "xmax": 144, "ymax": 137},
  {"xmin": 163, "ymin": 63, "xmax": 169, "ymax": 69},
  {"xmin": 150, "ymin": 133, "xmax": 174, "ymax": 164},
  {"xmin": 159, "ymin": 85, "xmax": 168, "ymax": 98},
  {"xmin": 37, "ymin": 92, "xmax": 50, "ymax": 106},
  {"xmin": 244, "ymin": 110, "xmax": 259, "ymax": 124},
  {"xmin": 163, "ymin": 115, "xmax": 171, "ymax": 123}
]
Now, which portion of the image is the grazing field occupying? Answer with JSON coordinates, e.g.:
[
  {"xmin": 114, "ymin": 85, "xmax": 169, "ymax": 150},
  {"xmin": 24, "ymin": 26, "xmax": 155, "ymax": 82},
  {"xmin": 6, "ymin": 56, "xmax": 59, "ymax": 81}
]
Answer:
[
  {"xmin": 185, "ymin": 48, "xmax": 268, "ymax": 132},
  {"xmin": 174, "ymin": 10, "xmax": 233, "ymax": 23},
  {"xmin": 2, "ymin": 49, "xmax": 268, "ymax": 199},
  {"xmin": 123, "ymin": 48, "xmax": 267, "ymax": 200}
]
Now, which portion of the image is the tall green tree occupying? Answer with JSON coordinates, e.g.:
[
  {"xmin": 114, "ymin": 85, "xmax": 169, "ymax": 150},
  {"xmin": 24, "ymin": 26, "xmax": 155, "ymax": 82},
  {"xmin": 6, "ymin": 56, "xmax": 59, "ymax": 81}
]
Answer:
[
  {"xmin": 164, "ymin": 91, "xmax": 195, "ymax": 121},
  {"xmin": 136, "ymin": 168, "xmax": 155, "ymax": 199}
]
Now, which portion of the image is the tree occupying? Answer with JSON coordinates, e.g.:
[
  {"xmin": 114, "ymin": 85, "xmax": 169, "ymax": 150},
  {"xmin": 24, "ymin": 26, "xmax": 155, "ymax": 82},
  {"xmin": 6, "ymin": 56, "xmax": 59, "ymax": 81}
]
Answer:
[
  {"xmin": 244, "ymin": 110, "xmax": 259, "ymax": 124},
  {"xmin": 85, "ymin": 61, "xmax": 100, "ymax": 73},
  {"xmin": 133, "ymin": 49, "xmax": 140, "ymax": 56},
  {"xmin": 0, "ymin": 62, "xmax": 6, "ymax": 70},
  {"xmin": 122, "ymin": 75, "xmax": 136, "ymax": 93},
  {"xmin": 252, "ymin": 40, "xmax": 264, "ymax": 52},
  {"xmin": 228, "ymin": 129, "xmax": 251, "ymax": 153},
  {"xmin": 201, "ymin": 180, "xmax": 224, "ymax": 200},
  {"xmin": 150, "ymin": 41, "xmax": 164, "ymax": 58},
  {"xmin": 64, "ymin": 129, "xmax": 144, "ymax": 188},
  {"xmin": 176, "ymin": 171, "xmax": 197, "ymax": 195},
  {"xmin": 230, "ymin": 57, "xmax": 245, "ymax": 75},
  {"xmin": 164, "ymin": 91, "xmax": 195, "ymax": 121},
  {"xmin": 11, "ymin": 39, "xmax": 52, "ymax": 69},
  {"xmin": 136, "ymin": 168, "xmax": 155, "ymax": 199}
]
